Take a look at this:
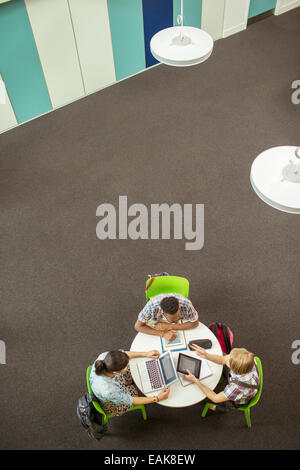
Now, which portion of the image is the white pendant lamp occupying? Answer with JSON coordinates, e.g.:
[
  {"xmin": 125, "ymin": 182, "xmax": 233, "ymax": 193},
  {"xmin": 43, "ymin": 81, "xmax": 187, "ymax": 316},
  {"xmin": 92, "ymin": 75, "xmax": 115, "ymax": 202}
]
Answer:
[
  {"xmin": 150, "ymin": 0, "xmax": 213, "ymax": 67},
  {"xmin": 250, "ymin": 146, "xmax": 300, "ymax": 214}
]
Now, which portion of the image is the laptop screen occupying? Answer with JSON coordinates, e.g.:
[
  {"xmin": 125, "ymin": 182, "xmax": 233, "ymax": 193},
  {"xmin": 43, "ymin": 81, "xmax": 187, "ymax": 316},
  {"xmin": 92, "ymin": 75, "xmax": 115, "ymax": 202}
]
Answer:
[{"xmin": 159, "ymin": 353, "xmax": 177, "ymax": 385}]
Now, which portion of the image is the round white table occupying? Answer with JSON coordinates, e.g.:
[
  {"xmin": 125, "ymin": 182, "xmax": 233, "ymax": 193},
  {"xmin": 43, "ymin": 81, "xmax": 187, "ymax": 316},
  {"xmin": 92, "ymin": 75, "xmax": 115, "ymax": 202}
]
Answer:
[
  {"xmin": 250, "ymin": 145, "xmax": 300, "ymax": 214},
  {"xmin": 130, "ymin": 322, "xmax": 223, "ymax": 408}
]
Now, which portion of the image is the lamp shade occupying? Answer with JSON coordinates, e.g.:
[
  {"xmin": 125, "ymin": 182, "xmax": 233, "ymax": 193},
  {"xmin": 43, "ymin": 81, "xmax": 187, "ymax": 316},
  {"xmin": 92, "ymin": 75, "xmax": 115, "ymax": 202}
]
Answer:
[
  {"xmin": 250, "ymin": 146, "xmax": 300, "ymax": 214},
  {"xmin": 150, "ymin": 26, "xmax": 213, "ymax": 67}
]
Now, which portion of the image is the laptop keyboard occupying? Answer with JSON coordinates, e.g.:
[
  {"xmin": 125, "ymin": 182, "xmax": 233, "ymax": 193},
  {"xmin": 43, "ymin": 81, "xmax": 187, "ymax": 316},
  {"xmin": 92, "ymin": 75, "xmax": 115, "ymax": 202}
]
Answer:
[{"xmin": 146, "ymin": 360, "xmax": 164, "ymax": 390}]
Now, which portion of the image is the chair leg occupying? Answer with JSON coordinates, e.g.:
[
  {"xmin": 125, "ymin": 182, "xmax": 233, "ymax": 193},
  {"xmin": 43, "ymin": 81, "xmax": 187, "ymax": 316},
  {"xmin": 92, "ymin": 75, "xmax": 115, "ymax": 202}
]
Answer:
[
  {"xmin": 141, "ymin": 405, "xmax": 147, "ymax": 421},
  {"xmin": 103, "ymin": 415, "xmax": 108, "ymax": 426},
  {"xmin": 201, "ymin": 403, "xmax": 210, "ymax": 417},
  {"xmin": 245, "ymin": 408, "xmax": 251, "ymax": 428}
]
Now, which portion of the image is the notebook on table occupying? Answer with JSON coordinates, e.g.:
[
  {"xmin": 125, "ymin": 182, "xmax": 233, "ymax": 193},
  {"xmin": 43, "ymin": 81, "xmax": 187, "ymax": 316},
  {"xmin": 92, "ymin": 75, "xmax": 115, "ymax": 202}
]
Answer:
[{"xmin": 160, "ymin": 320, "xmax": 187, "ymax": 353}]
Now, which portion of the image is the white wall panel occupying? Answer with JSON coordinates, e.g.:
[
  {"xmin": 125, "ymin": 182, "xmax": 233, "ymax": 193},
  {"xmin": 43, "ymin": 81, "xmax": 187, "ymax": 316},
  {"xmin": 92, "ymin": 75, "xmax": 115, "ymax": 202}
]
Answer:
[
  {"xmin": 0, "ymin": 73, "xmax": 17, "ymax": 134},
  {"xmin": 68, "ymin": 0, "xmax": 116, "ymax": 95},
  {"xmin": 223, "ymin": 0, "xmax": 250, "ymax": 38},
  {"xmin": 25, "ymin": 0, "xmax": 84, "ymax": 108},
  {"xmin": 275, "ymin": 0, "xmax": 300, "ymax": 14},
  {"xmin": 201, "ymin": 0, "xmax": 225, "ymax": 40}
]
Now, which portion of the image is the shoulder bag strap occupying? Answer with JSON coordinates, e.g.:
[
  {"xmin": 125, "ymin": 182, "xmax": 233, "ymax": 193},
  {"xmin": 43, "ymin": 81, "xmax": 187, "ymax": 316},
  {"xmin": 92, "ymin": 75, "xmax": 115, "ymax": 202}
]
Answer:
[
  {"xmin": 221, "ymin": 324, "xmax": 232, "ymax": 353},
  {"xmin": 211, "ymin": 322, "xmax": 219, "ymax": 339},
  {"xmin": 229, "ymin": 379, "xmax": 259, "ymax": 390},
  {"xmin": 88, "ymin": 392, "xmax": 100, "ymax": 403},
  {"xmin": 145, "ymin": 277, "xmax": 155, "ymax": 292}
]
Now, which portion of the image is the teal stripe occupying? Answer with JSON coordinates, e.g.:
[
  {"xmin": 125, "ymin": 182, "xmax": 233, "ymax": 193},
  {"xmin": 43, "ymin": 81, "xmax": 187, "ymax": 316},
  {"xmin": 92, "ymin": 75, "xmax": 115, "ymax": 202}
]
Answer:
[
  {"xmin": 0, "ymin": 0, "xmax": 52, "ymax": 123},
  {"xmin": 248, "ymin": 0, "xmax": 276, "ymax": 18},
  {"xmin": 173, "ymin": 0, "xmax": 202, "ymax": 28},
  {"xmin": 107, "ymin": 0, "xmax": 145, "ymax": 81}
]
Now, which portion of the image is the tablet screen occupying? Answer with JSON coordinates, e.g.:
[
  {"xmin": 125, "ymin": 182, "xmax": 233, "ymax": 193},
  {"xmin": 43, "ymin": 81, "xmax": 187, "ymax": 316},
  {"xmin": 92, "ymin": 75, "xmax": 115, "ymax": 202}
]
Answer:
[
  {"xmin": 159, "ymin": 353, "xmax": 177, "ymax": 385},
  {"xmin": 177, "ymin": 354, "xmax": 201, "ymax": 377}
]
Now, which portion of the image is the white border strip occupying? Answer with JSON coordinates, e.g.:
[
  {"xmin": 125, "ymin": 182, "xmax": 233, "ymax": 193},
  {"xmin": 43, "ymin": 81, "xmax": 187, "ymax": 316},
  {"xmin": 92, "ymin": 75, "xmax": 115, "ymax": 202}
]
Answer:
[{"xmin": 275, "ymin": 0, "xmax": 300, "ymax": 15}]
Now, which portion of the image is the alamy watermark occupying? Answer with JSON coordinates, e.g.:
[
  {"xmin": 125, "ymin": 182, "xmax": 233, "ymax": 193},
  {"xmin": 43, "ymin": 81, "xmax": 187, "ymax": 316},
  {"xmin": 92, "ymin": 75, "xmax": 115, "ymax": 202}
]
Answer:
[
  {"xmin": 291, "ymin": 340, "xmax": 300, "ymax": 365},
  {"xmin": 291, "ymin": 80, "xmax": 300, "ymax": 104},
  {"xmin": 96, "ymin": 196, "xmax": 204, "ymax": 251},
  {"xmin": 0, "ymin": 340, "xmax": 6, "ymax": 364}
]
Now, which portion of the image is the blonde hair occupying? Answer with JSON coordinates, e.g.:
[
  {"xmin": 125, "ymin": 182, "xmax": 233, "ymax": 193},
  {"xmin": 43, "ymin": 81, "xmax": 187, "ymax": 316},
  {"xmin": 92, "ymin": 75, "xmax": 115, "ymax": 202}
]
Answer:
[{"xmin": 229, "ymin": 348, "xmax": 255, "ymax": 375}]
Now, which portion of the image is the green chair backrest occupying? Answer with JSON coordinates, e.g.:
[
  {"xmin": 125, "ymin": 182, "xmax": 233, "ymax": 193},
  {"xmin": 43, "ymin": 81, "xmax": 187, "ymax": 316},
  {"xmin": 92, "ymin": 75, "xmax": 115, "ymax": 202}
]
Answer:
[
  {"xmin": 145, "ymin": 275, "xmax": 189, "ymax": 301},
  {"xmin": 241, "ymin": 356, "xmax": 263, "ymax": 409},
  {"xmin": 86, "ymin": 365, "xmax": 106, "ymax": 418}
]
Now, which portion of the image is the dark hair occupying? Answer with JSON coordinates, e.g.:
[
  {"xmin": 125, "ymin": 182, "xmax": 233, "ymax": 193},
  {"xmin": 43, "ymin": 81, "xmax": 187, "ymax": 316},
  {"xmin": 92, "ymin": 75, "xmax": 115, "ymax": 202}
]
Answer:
[
  {"xmin": 160, "ymin": 296, "xmax": 179, "ymax": 315},
  {"xmin": 95, "ymin": 350, "xmax": 129, "ymax": 375}
]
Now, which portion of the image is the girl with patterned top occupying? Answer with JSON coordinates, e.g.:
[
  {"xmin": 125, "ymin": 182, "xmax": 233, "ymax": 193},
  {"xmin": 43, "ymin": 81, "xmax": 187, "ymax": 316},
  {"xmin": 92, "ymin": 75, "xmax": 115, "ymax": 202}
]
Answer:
[{"xmin": 90, "ymin": 350, "xmax": 170, "ymax": 416}]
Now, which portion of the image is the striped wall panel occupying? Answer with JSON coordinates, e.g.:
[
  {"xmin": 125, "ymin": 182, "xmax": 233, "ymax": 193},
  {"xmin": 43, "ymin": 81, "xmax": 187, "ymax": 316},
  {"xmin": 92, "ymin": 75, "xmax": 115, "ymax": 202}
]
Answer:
[
  {"xmin": 223, "ymin": 0, "xmax": 250, "ymax": 38},
  {"xmin": 1, "ymin": 0, "xmax": 299, "ymax": 134},
  {"xmin": 275, "ymin": 0, "xmax": 300, "ymax": 15},
  {"xmin": 25, "ymin": 0, "xmax": 84, "ymax": 108},
  {"xmin": 0, "ymin": 0, "xmax": 52, "ymax": 123},
  {"xmin": 201, "ymin": 0, "xmax": 226, "ymax": 40},
  {"xmin": 173, "ymin": 0, "xmax": 202, "ymax": 28},
  {"xmin": 0, "ymin": 73, "xmax": 18, "ymax": 133},
  {"xmin": 107, "ymin": 0, "xmax": 146, "ymax": 81},
  {"xmin": 68, "ymin": 0, "xmax": 116, "ymax": 95},
  {"xmin": 142, "ymin": 0, "xmax": 173, "ymax": 68}
]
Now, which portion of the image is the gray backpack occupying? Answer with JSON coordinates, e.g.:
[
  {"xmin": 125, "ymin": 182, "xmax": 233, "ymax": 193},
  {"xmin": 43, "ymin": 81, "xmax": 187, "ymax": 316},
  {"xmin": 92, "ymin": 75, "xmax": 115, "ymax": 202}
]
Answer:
[{"xmin": 77, "ymin": 392, "xmax": 107, "ymax": 440}]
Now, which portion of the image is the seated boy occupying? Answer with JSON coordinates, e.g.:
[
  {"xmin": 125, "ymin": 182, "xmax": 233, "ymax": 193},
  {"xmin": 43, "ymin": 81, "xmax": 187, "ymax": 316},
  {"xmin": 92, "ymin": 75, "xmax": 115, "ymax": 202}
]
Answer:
[
  {"xmin": 134, "ymin": 294, "xmax": 199, "ymax": 342},
  {"xmin": 185, "ymin": 346, "xmax": 259, "ymax": 407}
]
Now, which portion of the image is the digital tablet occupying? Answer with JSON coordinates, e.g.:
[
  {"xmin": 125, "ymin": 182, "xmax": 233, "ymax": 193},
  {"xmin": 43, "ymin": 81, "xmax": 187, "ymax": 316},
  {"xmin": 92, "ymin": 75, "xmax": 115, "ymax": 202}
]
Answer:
[{"xmin": 176, "ymin": 353, "xmax": 202, "ymax": 377}]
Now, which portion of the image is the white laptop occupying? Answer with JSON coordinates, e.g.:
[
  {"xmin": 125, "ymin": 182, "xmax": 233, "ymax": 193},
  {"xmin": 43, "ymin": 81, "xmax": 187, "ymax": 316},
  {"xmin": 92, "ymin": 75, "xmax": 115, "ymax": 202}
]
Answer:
[{"xmin": 137, "ymin": 351, "xmax": 178, "ymax": 393}]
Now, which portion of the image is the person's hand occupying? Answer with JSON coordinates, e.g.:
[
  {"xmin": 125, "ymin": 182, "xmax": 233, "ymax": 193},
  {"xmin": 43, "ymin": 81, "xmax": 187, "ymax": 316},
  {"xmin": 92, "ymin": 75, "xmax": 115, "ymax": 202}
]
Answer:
[
  {"xmin": 190, "ymin": 344, "xmax": 208, "ymax": 359},
  {"xmin": 158, "ymin": 387, "xmax": 170, "ymax": 401},
  {"xmin": 145, "ymin": 350, "xmax": 160, "ymax": 359},
  {"xmin": 224, "ymin": 355, "xmax": 231, "ymax": 368},
  {"xmin": 185, "ymin": 369, "xmax": 198, "ymax": 383},
  {"xmin": 162, "ymin": 330, "xmax": 177, "ymax": 342},
  {"xmin": 156, "ymin": 322, "xmax": 172, "ymax": 332}
]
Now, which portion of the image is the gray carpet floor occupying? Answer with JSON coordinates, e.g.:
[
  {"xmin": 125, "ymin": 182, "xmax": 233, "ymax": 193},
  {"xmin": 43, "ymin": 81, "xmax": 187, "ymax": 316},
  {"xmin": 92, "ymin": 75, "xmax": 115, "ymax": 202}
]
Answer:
[{"xmin": 1, "ymin": 8, "xmax": 300, "ymax": 450}]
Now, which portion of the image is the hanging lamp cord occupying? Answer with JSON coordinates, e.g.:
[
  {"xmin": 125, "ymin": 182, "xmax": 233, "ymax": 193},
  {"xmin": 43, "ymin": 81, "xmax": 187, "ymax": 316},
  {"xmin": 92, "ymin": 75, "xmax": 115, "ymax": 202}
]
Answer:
[{"xmin": 177, "ymin": 0, "xmax": 184, "ymax": 38}]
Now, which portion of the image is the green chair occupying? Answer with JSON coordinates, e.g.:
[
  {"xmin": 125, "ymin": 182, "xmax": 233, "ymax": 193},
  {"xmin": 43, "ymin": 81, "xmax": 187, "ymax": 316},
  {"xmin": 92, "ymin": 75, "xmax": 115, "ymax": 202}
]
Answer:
[
  {"xmin": 86, "ymin": 366, "xmax": 147, "ymax": 426},
  {"xmin": 201, "ymin": 357, "xmax": 263, "ymax": 428},
  {"xmin": 145, "ymin": 275, "xmax": 189, "ymax": 301}
]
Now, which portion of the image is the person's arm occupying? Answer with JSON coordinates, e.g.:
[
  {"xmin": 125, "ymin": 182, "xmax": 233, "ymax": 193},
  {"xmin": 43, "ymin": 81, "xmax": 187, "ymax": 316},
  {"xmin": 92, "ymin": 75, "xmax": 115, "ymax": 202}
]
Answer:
[
  {"xmin": 155, "ymin": 320, "xmax": 199, "ymax": 331},
  {"xmin": 205, "ymin": 352, "xmax": 228, "ymax": 365},
  {"xmin": 125, "ymin": 350, "xmax": 160, "ymax": 359},
  {"xmin": 134, "ymin": 320, "xmax": 178, "ymax": 341},
  {"xmin": 166, "ymin": 320, "xmax": 199, "ymax": 331},
  {"xmin": 132, "ymin": 387, "xmax": 170, "ymax": 405},
  {"xmin": 195, "ymin": 382, "xmax": 228, "ymax": 404},
  {"xmin": 185, "ymin": 370, "xmax": 229, "ymax": 404},
  {"xmin": 190, "ymin": 344, "xmax": 229, "ymax": 366},
  {"xmin": 134, "ymin": 319, "xmax": 165, "ymax": 337}
]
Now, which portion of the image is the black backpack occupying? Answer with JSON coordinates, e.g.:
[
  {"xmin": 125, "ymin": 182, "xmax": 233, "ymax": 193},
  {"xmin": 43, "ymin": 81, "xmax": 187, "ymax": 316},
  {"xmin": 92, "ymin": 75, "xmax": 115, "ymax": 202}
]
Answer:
[{"xmin": 77, "ymin": 392, "xmax": 108, "ymax": 440}]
